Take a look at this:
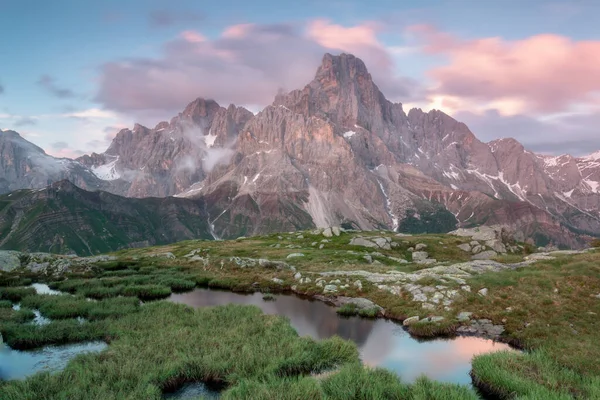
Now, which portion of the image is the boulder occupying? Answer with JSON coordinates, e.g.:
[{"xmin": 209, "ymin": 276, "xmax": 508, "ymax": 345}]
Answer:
[
  {"xmin": 363, "ymin": 255, "xmax": 373, "ymax": 264},
  {"xmin": 478, "ymin": 288, "xmax": 489, "ymax": 297},
  {"xmin": 332, "ymin": 226, "xmax": 341, "ymax": 236},
  {"xmin": 323, "ymin": 284, "xmax": 338, "ymax": 294},
  {"xmin": 322, "ymin": 228, "xmax": 333, "ymax": 238},
  {"xmin": 486, "ymin": 239, "xmax": 507, "ymax": 254},
  {"xmin": 457, "ymin": 311, "xmax": 473, "ymax": 321},
  {"xmin": 403, "ymin": 316, "xmax": 420, "ymax": 326},
  {"xmin": 457, "ymin": 243, "xmax": 471, "ymax": 252},
  {"xmin": 415, "ymin": 243, "xmax": 427, "ymax": 251},
  {"xmin": 411, "ymin": 251, "xmax": 429, "ymax": 261},
  {"xmin": 471, "ymin": 245, "xmax": 483, "ymax": 254},
  {"xmin": 471, "ymin": 250, "xmax": 497, "ymax": 260},
  {"xmin": 0, "ymin": 251, "xmax": 22, "ymax": 272},
  {"xmin": 286, "ymin": 253, "xmax": 305, "ymax": 259}
]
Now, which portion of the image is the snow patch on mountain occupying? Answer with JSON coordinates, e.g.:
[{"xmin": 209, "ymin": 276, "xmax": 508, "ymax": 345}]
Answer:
[{"xmin": 91, "ymin": 157, "xmax": 120, "ymax": 181}]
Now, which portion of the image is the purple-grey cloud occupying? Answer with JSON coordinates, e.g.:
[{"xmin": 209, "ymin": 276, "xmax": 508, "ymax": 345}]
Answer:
[
  {"xmin": 455, "ymin": 109, "xmax": 600, "ymax": 156},
  {"xmin": 148, "ymin": 9, "xmax": 203, "ymax": 27},
  {"xmin": 14, "ymin": 116, "xmax": 37, "ymax": 127},
  {"xmin": 37, "ymin": 75, "xmax": 75, "ymax": 99},
  {"xmin": 95, "ymin": 22, "xmax": 422, "ymax": 120},
  {"xmin": 50, "ymin": 141, "xmax": 69, "ymax": 150}
]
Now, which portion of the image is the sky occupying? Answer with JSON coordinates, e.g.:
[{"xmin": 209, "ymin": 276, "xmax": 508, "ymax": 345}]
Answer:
[{"xmin": 0, "ymin": 0, "xmax": 599, "ymax": 158}]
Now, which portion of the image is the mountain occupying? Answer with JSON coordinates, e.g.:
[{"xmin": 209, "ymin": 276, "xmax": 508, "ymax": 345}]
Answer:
[
  {"xmin": 0, "ymin": 180, "xmax": 213, "ymax": 255},
  {"xmin": 1, "ymin": 53, "xmax": 599, "ymax": 248},
  {"xmin": 0, "ymin": 129, "xmax": 107, "ymax": 194},
  {"xmin": 76, "ymin": 99, "xmax": 253, "ymax": 197}
]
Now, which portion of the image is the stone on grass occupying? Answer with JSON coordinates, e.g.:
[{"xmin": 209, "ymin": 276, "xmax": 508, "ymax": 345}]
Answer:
[
  {"xmin": 457, "ymin": 312, "xmax": 473, "ymax": 321},
  {"xmin": 415, "ymin": 243, "xmax": 427, "ymax": 251},
  {"xmin": 411, "ymin": 251, "xmax": 429, "ymax": 261},
  {"xmin": 323, "ymin": 227, "xmax": 333, "ymax": 238},
  {"xmin": 403, "ymin": 316, "xmax": 420, "ymax": 326},
  {"xmin": 478, "ymin": 288, "xmax": 489, "ymax": 297},
  {"xmin": 0, "ymin": 251, "xmax": 22, "ymax": 272},
  {"xmin": 287, "ymin": 253, "xmax": 305, "ymax": 259},
  {"xmin": 472, "ymin": 250, "xmax": 497, "ymax": 260},
  {"xmin": 294, "ymin": 272, "xmax": 302, "ymax": 280},
  {"xmin": 323, "ymin": 285, "xmax": 338, "ymax": 294},
  {"xmin": 271, "ymin": 278, "xmax": 284, "ymax": 284},
  {"xmin": 457, "ymin": 243, "xmax": 471, "ymax": 252},
  {"xmin": 353, "ymin": 280, "xmax": 363, "ymax": 291},
  {"xmin": 332, "ymin": 227, "xmax": 341, "ymax": 236}
]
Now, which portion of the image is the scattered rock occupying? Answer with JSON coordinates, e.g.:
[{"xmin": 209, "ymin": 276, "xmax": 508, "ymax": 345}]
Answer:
[
  {"xmin": 323, "ymin": 228, "xmax": 333, "ymax": 238},
  {"xmin": 294, "ymin": 272, "xmax": 302, "ymax": 280},
  {"xmin": 415, "ymin": 243, "xmax": 427, "ymax": 251},
  {"xmin": 422, "ymin": 303, "xmax": 435, "ymax": 310},
  {"xmin": 287, "ymin": 253, "xmax": 305, "ymax": 259},
  {"xmin": 363, "ymin": 255, "xmax": 373, "ymax": 264},
  {"xmin": 403, "ymin": 316, "xmax": 420, "ymax": 326},
  {"xmin": 319, "ymin": 244, "xmax": 325, "ymax": 249},
  {"xmin": 353, "ymin": 280, "xmax": 363, "ymax": 291},
  {"xmin": 311, "ymin": 242, "xmax": 318, "ymax": 246},
  {"xmin": 332, "ymin": 227, "xmax": 341, "ymax": 236},
  {"xmin": 426, "ymin": 316, "xmax": 445, "ymax": 323},
  {"xmin": 0, "ymin": 251, "xmax": 22, "ymax": 272},
  {"xmin": 471, "ymin": 245, "xmax": 483, "ymax": 254},
  {"xmin": 457, "ymin": 243, "xmax": 472, "ymax": 252},
  {"xmin": 271, "ymin": 278, "xmax": 284, "ymax": 284},
  {"xmin": 323, "ymin": 284, "xmax": 338, "ymax": 294},
  {"xmin": 478, "ymin": 288, "xmax": 489, "ymax": 297},
  {"xmin": 457, "ymin": 319, "xmax": 505, "ymax": 339},
  {"xmin": 486, "ymin": 239, "xmax": 507, "ymax": 254},
  {"xmin": 411, "ymin": 251, "xmax": 429, "ymax": 261},
  {"xmin": 451, "ymin": 226, "xmax": 497, "ymax": 242},
  {"xmin": 471, "ymin": 250, "xmax": 497, "ymax": 260},
  {"xmin": 349, "ymin": 237, "xmax": 391, "ymax": 250},
  {"xmin": 296, "ymin": 235, "xmax": 304, "ymax": 239},
  {"xmin": 407, "ymin": 247, "xmax": 414, "ymax": 252},
  {"xmin": 457, "ymin": 312, "xmax": 473, "ymax": 321},
  {"xmin": 150, "ymin": 252, "xmax": 176, "ymax": 259}
]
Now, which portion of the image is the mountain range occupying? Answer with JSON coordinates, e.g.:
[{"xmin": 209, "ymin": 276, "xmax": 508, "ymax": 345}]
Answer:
[{"xmin": 1, "ymin": 53, "xmax": 599, "ymax": 253}]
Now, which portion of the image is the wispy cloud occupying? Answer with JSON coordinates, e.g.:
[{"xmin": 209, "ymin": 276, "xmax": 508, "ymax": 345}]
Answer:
[
  {"xmin": 37, "ymin": 75, "xmax": 75, "ymax": 99},
  {"xmin": 14, "ymin": 116, "xmax": 37, "ymax": 127},
  {"xmin": 148, "ymin": 9, "xmax": 203, "ymax": 27}
]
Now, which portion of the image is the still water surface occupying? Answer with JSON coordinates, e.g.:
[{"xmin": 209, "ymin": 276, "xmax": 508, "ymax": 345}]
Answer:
[{"xmin": 168, "ymin": 288, "xmax": 513, "ymax": 385}]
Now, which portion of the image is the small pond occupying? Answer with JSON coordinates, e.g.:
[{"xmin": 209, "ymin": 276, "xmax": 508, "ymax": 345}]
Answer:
[
  {"xmin": 169, "ymin": 288, "xmax": 513, "ymax": 385},
  {"xmin": 0, "ymin": 341, "xmax": 107, "ymax": 381}
]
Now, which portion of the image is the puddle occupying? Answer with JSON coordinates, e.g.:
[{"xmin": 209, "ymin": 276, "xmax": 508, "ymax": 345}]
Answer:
[
  {"xmin": 0, "ymin": 341, "xmax": 107, "ymax": 381},
  {"xmin": 169, "ymin": 288, "xmax": 514, "ymax": 385}
]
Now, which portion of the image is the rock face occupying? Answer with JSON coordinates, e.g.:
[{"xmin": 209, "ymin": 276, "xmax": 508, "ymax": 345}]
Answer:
[
  {"xmin": 2, "ymin": 53, "xmax": 600, "ymax": 247},
  {"xmin": 0, "ymin": 130, "xmax": 106, "ymax": 195},
  {"xmin": 0, "ymin": 180, "xmax": 213, "ymax": 255}
]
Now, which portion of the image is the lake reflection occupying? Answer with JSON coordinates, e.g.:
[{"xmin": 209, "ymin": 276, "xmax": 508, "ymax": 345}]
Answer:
[{"xmin": 169, "ymin": 288, "xmax": 513, "ymax": 385}]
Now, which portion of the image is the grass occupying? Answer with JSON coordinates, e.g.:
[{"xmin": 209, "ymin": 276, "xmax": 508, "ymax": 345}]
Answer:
[
  {"xmin": 471, "ymin": 350, "xmax": 600, "ymax": 399},
  {"xmin": 1, "ymin": 319, "xmax": 109, "ymax": 350},
  {"xmin": 406, "ymin": 320, "xmax": 458, "ymax": 338},
  {"xmin": 1, "ymin": 230, "xmax": 598, "ymax": 399},
  {"xmin": 336, "ymin": 303, "xmax": 380, "ymax": 318},
  {"xmin": 19, "ymin": 295, "xmax": 140, "ymax": 321},
  {"xmin": 0, "ymin": 302, "xmax": 360, "ymax": 399},
  {"xmin": 0, "ymin": 286, "xmax": 36, "ymax": 302}
]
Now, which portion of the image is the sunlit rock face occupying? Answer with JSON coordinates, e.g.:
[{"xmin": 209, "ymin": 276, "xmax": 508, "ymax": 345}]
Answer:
[{"xmin": 1, "ymin": 53, "xmax": 599, "ymax": 246}]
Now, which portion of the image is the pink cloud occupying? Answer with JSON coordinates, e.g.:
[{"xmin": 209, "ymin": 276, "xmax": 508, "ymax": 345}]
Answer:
[
  {"xmin": 410, "ymin": 25, "xmax": 600, "ymax": 113},
  {"xmin": 95, "ymin": 21, "xmax": 422, "ymax": 118}
]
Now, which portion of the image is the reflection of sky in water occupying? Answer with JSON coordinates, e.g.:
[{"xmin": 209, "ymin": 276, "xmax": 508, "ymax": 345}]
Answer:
[
  {"xmin": 0, "ymin": 341, "xmax": 107, "ymax": 380},
  {"xmin": 31, "ymin": 283, "xmax": 62, "ymax": 295},
  {"xmin": 169, "ymin": 289, "xmax": 513, "ymax": 385}
]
